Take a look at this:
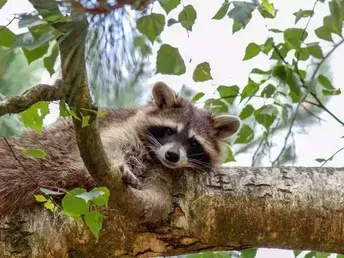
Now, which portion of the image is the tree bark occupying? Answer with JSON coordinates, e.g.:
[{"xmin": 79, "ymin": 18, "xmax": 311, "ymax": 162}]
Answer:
[{"xmin": 1, "ymin": 166, "xmax": 344, "ymax": 257}]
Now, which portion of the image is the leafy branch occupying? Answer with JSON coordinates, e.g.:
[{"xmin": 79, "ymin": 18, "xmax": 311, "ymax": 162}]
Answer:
[{"xmin": 0, "ymin": 80, "xmax": 69, "ymax": 117}]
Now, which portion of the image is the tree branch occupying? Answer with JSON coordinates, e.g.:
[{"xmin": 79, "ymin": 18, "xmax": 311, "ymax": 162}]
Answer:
[
  {"xmin": 0, "ymin": 80, "xmax": 69, "ymax": 117},
  {"xmin": 3, "ymin": 166, "xmax": 344, "ymax": 257}
]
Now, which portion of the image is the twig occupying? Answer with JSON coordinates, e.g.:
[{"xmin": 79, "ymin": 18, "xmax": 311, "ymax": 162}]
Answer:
[
  {"xmin": 300, "ymin": 103, "xmax": 325, "ymax": 122},
  {"xmin": 310, "ymin": 93, "xmax": 344, "ymax": 126},
  {"xmin": 320, "ymin": 147, "xmax": 344, "ymax": 167},
  {"xmin": 272, "ymin": 94, "xmax": 308, "ymax": 166},
  {"xmin": 295, "ymin": 0, "xmax": 319, "ymax": 61},
  {"xmin": 3, "ymin": 137, "xmax": 39, "ymax": 187},
  {"xmin": 0, "ymin": 16, "xmax": 16, "ymax": 32},
  {"xmin": 272, "ymin": 43, "xmax": 289, "ymax": 65},
  {"xmin": 251, "ymin": 138, "xmax": 265, "ymax": 167},
  {"xmin": 311, "ymin": 38, "xmax": 344, "ymax": 79},
  {"xmin": 303, "ymin": 99, "xmax": 320, "ymax": 107}
]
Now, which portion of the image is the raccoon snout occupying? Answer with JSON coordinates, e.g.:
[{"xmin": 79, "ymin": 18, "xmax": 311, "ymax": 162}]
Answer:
[{"xmin": 165, "ymin": 150, "xmax": 180, "ymax": 163}]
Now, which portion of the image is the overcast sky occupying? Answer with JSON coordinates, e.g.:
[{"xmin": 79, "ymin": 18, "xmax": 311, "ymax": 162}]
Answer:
[{"xmin": 0, "ymin": 1, "xmax": 343, "ymax": 257}]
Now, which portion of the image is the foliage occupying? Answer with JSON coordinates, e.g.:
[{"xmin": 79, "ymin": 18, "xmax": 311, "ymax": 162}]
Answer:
[{"xmin": 1, "ymin": 0, "xmax": 344, "ymax": 255}]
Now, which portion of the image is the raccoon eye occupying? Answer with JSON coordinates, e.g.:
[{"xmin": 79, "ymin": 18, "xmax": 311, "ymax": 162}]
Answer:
[
  {"xmin": 165, "ymin": 127, "xmax": 174, "ymax": 136},
  {"xmin": 190, "ymin": 139, "xmax": 200, "ymax": 148}
]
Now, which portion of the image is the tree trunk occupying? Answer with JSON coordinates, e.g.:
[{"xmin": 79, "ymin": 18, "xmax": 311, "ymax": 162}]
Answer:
[{"xmin": 1, "ymin": 166, "xmax": 343, "ymax": 257}]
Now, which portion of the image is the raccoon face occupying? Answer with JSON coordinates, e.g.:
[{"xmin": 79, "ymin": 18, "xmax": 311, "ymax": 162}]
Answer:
[{"xmin": 139, "ymin": 82, "xmax": 241, "ymax": 170}]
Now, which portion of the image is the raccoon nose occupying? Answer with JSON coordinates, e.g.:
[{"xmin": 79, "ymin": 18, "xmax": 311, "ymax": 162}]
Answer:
[{"xmin": 165, "ymin": 150, "xmax": 180, "ymax": 163}]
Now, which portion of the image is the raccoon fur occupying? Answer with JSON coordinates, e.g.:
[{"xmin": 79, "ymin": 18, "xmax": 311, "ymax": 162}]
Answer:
[{"xmin": 0, "ymin": 82, "xmax": 241, "ymax": 219}]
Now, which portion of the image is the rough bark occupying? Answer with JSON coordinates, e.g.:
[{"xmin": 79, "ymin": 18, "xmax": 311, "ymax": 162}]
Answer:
[
  {"xmin": 0, "ymin": 80, "xmax": 69, "ymax": 118},
  {"xmin": 1, "ymin": 166, "xmax": 344, "ymax": 257}
]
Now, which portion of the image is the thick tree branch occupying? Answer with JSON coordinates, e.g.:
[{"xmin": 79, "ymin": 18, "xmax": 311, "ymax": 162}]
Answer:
[
  {"xmin": 0, "ymin": 80, "xmax": 68, "ymax": 118},
  {"xmin": 2, "ymin": 166, "xmax": 344, "ymax": 257}
]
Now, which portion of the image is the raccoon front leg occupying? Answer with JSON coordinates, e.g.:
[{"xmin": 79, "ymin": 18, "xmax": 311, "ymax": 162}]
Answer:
[{"xmin": 121, "ymin": 164, "xmax": 141, "ymax": 189}]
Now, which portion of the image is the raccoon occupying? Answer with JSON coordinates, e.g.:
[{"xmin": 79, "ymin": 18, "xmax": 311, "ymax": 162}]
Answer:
[{"xmin": 0, "ymin": 82, "xmax": 241, "ymax": 219}]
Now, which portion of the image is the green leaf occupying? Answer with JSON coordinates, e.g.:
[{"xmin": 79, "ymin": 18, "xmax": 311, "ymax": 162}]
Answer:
[
  {"xmin": 284, "ymin": 28, "xmax": 308, "ymax": 49},
  {"xmin": 0, "ymin": 27, "xmax": 15, "ymax": 47},
  {"xmin": 227, "ymin": 1, "xmax": 256, "ymax": 32},
  {"xmin": 18, "ymin": 14, "xmax": 45, "ymax": 28},
  {"xmin": 315, "ymin": 252, "xmax": 330, "ymax": 258},
  {"xmin": 318, "ymin": 74, "xmax": 334, "ymax": 89},
  {"xmin": 23, "ymin": 31, "xmax": 56, "ymax": 51},
  {"xmin": 156, "ymin": 44, "xmax": 186, "ymax": 75},
  {"xmin": 286, "ymin": 70, "xmax": 301, "ymax": 97},
  {"xmin": 232, "ymin": 21, "xmax": 244, "ymax": 34},
  {"xmin": 304, "ymin": 252, "xmax": 316, "ymax": 258},
  {"xmin": 225, "ymin": 144, "xmax": 236, "ymax": 162},
  {"xmin": 240, "ymin": 104, "xmax": 255, "ymax": 120},
  {"xmin": 250, "ymin": 68, "xmax": 271, "ymax": 75},
  {"xmin": 193, "ymin": 62, "xmax": 213, "ymax": 82},
  {"xmin": 297, "ymin": 47, "xmax": 310, "ymax": 61},
  {"xmin": 178, "ymin": 5, "xmax": 197, "ymax": 31},
  {"xmin": 217, "ymin": 85, "xmax": 240, "ymax": 105},
  {"xmin": 81, "ymin": 115, "xmax": 90, "ymax": 128},
  {"xmin": 0, "ymin": 115, "xmax": 22, "ymax": 137},
  {"xmin": 318, "ymin": 75, "xmax": 341, "ymax": 95},
  {"xmin": 44, "ymin": 199, "xmax": 58, "ymax": 213},
  {"xmin": 270, "ymin": 43, "xmax": 290, "ymax": 60},
  {"xmin": 306, "ymin": 43, "xmax": 323, "ymax": 59},
  {"xmin": 269, "ymin": 28, "xmax": 283, "ymax": 33},
  {"xmin": 243, "ymin": 43, "xmax": 260, "ymax": 60},
  {"xmin": 293, "ymin": 250, "xmax": 302, "ymax": 257},
  {"xmin": 0, "ymin": 0, "xmax": 7, "ymax": 8},
  {"xmin": 204, "ymin": 99, "xmax": 228, "ymax": 113},
  {"xmin": 192, "ymin": 92, "xmax": 205, "ymax": 102},
  {"xmin": 329, "ymin": 1, "xmax": 341, "ymax": 33},
  {"xmin": 137, "ymin": 13, "xmax": 165, "ymax": 43},
  {"xmin": 234, "ymin": 124, "xmax": 254, "ymax": 144},
  {"xmin": 20, "ymin": 101, "xmax": 50, "ymax": 133},
  {"xmin": 158, "ymin": 0, "xmax": 180, "ymax": 14},
  {"xmin": 90, "ymin": 187, "xmax": 110, "ymax": 207},
  {"xmin": 44, "ymin": 44, "xmax": 59, "ymax": 76},
  {"xmin": 76, "ymin": 191, "xmax": 105, "ymax": 203},
  {"xmin": 85, "ymin": 210, "xmax": 103, "ymax": 241},
  {"xmin": 293, "ymin": 9, "xmax": 314, "ymax": 24},
  {"xmin": 254, "ymin": 105, "xmax": 278, "ymax": 130},
  {"xmin": 315, "ymin": 26, "xmax": 333, "ymax": 42},
  {"xmin": 59, "ymin": 98, "xmax": 71, "ymax": 118},
  {"xmin": 62, "ymin": 192, "xmax": 89, "ymax": 216},
  {"xmin": 21, "ymin": 148, "xmax": 47, "ymax": 159},
  {"xmin": 261, "ymin": 37, "xmax": 273, "ymax": 54},
  {"xmin": 23, "ymin": 44, "xmax": 49, "ymax": 64},
  {"xmin": 167, "ymin": 18, "xmax": 179, "ymax": 27},
  {"xmin": 15, "ymin": 32, "xmax": 34, "ymax": 49},
  {"xmin": 272, "ymin": 65, "xmax": 287, "ymax": 81},
  {"xmin": 259, "ymin": 0, "xmax": 276, "ymax": 18},
  {"xmin": 323, "ymin": 15, "xmax": 341, "ymax": 36},
  {"xmin": 323, "ymin": 88, "xmax": 341, "ymax": 95},
  {"xmin": 213, "ymin": 0, "xmax": 230, "ymax": 20},
  {"xmin": 241, "ymin": 80, "xmax": 259, "ymax": 102},
  {"xmin": 35, "ymin": 195, "xmax": 47, "ymax": 203},
  {"xmin": 261, "ymin": 84, "xmax": 276, "ymax": 98},
  {"xmin": 241, "ymin": 248, "xmax": 258, "ymax": 258}
]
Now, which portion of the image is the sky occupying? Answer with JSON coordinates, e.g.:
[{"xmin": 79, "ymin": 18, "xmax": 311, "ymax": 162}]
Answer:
[{"xmin": 0, "ymin": 0, "xmax": 343, "ymax": 257}]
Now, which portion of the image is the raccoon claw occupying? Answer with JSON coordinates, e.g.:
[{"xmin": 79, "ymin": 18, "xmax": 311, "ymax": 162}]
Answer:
[{"xmin": 122, "ymin": 168, "xmax": 140, "ymax": 189}]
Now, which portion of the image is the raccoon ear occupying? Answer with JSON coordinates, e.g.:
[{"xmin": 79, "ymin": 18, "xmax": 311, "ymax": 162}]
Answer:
[
  {"xmin": 152, "ymin": 81, "xmax": 177, "ymax": 108},
  {"xmin": 212, "ymin": 115, "xmax": 241, "ymax": 139}
]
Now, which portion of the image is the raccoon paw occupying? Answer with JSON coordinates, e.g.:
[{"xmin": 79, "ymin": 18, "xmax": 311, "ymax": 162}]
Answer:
[{"xmin": 122, "ymin": 167, "xmax": 140, "ymax": 189}]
